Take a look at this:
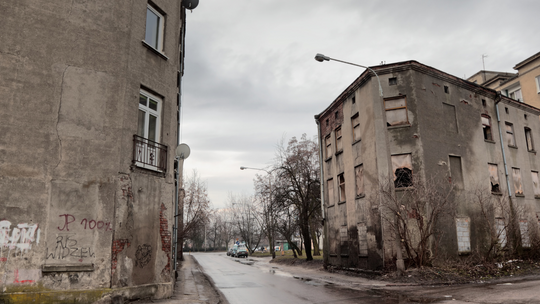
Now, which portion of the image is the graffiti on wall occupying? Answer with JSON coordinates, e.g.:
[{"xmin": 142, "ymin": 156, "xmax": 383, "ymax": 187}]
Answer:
[
  {"xmin": 0, "ymin": 220, "xmax": 41, "ymax": 255},
  {"xmin": 135, "ymin": 244, "xmax": 152, "ymax": 268},
  {"xmin": 46, "ymin": 235, "xmax": 95, "ymax": 261},
  {"xmin": 57, "ymin": 214, "xmax": 113, "ymax": 232}
]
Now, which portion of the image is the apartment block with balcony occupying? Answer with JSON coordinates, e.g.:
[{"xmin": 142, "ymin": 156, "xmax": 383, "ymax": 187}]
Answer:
[
  {"xmin": 316, "ymin": 60, "xmax": 540, "ymax": 271},
  {"xmin": 0, "ymin": 1, "xmax": 187, "ymax": 302}
]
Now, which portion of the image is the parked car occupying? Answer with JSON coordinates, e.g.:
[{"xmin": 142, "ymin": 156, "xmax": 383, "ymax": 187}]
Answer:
[
  {"xmin": 235, "ymin": 245, "xmax": 248, "ymax": 258},
  {"xmin": 226, "ymin": 248, "xmax": 234, "ymax": 256}
]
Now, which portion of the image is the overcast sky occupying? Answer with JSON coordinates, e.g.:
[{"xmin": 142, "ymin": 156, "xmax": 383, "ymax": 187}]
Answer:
[{"xmin": 180, "ymin": 0, "xmax": 540, "ymax": 209}]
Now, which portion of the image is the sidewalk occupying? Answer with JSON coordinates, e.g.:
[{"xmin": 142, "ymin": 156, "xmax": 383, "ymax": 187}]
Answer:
[{"xmin": 131, "ymin": 254, "xmax": 227, "ymax": 304}]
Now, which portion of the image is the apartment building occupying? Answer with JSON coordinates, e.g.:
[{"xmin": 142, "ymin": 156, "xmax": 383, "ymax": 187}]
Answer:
[{"xmin": 316, "ymin": 60, "xmax": 540, "ymax": 270}]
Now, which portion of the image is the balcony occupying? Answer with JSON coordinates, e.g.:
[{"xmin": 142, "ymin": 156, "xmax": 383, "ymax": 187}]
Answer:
[{"xmin": 132, "ymin": 135, "xmax": 168, "ymax": 172}]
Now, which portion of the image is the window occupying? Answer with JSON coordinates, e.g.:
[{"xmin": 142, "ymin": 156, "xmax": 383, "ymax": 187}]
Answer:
[
  {"xmin": 355, "ymin": 165, "xmax": 364, "ymax": 197},
  {"xmin": 384, "ymin": 96, "xmax": 408, "ymax": 126},
  {"xmin": 489, "ymin": 163, "xmax": 501, "ymax": 193},
  {"xmin": 338, "ymin": 174, "xmax": 346, "ymax": 202},
  {"xmin": 325, "ymin": 135, "xmax": 332, "ymax": 159},
  {"xmin": 351, "ymin": 95, "xmax": 356, "ymax": 104},
  {"xmin": 443, "ymin": 103, "xmax": 458, "ymax": 134},
  {"xmin": 532, "ymin": 171, "xmax": 540, "ymax": 198},
  {"xmin": 325, "ymin": 119, "xmax": 329, "ymax": 126},
  {"xmin": 506, "ymin": 86, "xmax": 523, "ymax": 102},
  {"xmin": 138, "ymin": 90, "xmax": 161, "ymax": 142},
  {"xmin": 496, "ymin": 218, "xmax": 507, "ymax": 248},
  {"xmin": 525, "ymin": 127, "xmax": 534, "ymax": 151},
  {"xmin": 505, "ymin": 122, "xmax": 516, "ymax": 147},
  {"xmin": 536, "ymin": 76, "xmax": 540, "ymax": 93},
  {"xmin": 444, "ymin": 85, "xmax": 449, "ymax": 94},
  {"xmin": 145, "ymin": 4, "xmax": 165, "ymax": 52},
  {"xmin": 392, "ymin": 154, "xmax": 413, "ymax": 188},
  {"xmin": 449, "ymin": 156, "xmax": 464, "ymax": 189},
  {"xmin": 482, "ymin": 99, "xmax": 486, "ymax": 107},
  {"xmin": 335, "ymin": 127, "xmax": 343, "ymax": 152},
  {"xmin": 520, "ymin": 220, "xmax": 531, "ymax": 248},
  {"xmin": 327, "ymin": 179, "xmax": 334, "ymax": 206},
  {"xmin": 351, "ymin": 114, "xmax": 360, "ymax": 142},
  {"xmin": 456, "ymin": 218, "xmax": 471, "ymax": 253},
  {"xmin": 512, "ymin": 168, "xmax": 523, "ymax": 196},
  {"xmin": 481, "ymin": 115, "xmax": 493, "ymax": 141},
  {"xmin": 389, "ymin": 77, "xmax": 397, "ymax": 86}
]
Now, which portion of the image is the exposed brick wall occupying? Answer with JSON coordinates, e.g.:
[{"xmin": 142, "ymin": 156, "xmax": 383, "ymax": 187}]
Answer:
[
  {"xmin": 160, "ymin": 203, "xmax": 171, "ymax": 277},
  {"xmin": 111, "ymin": 239, "xmax": 130, "ymax": 276}
]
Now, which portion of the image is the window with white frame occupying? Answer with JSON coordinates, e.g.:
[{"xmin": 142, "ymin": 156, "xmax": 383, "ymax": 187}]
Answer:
[
  {"xmin": 138, "ymin": 90, "xmax": 161, "ymax": 142},
  {"xmin": 507, "ymin": 87, "xmax": 523, "ymax": 102},
  {"xmin": 145, "ymin": 4, "xmax": 165, "ymax": 52},
  {"xmin": 536, "ymin": 76, "xmax": 540, "ymax": 93}
]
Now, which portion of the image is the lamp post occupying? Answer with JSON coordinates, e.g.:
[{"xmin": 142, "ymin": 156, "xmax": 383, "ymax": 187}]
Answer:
[
  {"xmin": 240, "ymin": 166, "xmax": 277, "ymax": 259},
  {"xmin": 314, "ymin": 54, "xmax": 405, "ymax": 273}
]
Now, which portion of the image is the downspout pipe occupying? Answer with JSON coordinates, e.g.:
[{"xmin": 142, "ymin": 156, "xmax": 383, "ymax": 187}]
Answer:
[
  {"xmin": 314, "ymin": 115, "xmax": 326, "ymax": 264},
  {"xmin": 495, "ymin": 94, "xmax": 512, "ymax": 198}
]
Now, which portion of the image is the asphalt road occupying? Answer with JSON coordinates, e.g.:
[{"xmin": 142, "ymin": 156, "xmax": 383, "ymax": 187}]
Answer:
[{"xmin": 192, "ymin": 252, "xmax": 540, "ymax": 304}]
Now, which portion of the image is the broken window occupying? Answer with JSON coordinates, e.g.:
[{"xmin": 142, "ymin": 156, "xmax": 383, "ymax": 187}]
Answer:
[
  {"xmin": 456, "ymin": 218, "xmax": 471, "ymax": 253},
  {"xmin": 384, "ymin": 96, "xmax": 408, "ymax": 126},
  {"xmin": 325, "ymin": 135, "xmax": 332, "ymax": 159},
  {"xmin": 525, "ymin": 127, "xmax": 534, "ymax": 151},
  {"xmin": 392, "ymin": 154, "xmax": 413, "ymax": 188},
  {"xmin": 355, "ymin": 164, "xmax": 364, "ymax": 197},
  {"xmin": 481, "ymin": 115, "xmax": 493, "ymax": 141},
  {"xmin": 531, "ymin": 171, "xmax": 540, "ymax": 198},
  {"xmin": 352, "ymin": 113, "xmax": 360, "ymax": 142},
  {"xmin": 335, "ymin": 127, "xmax": 343, "ymax": 152},
  {"xmin": 489, "ymin": 163, "xmax": 501, "ymax": 193},
  {"xmin": 520, "ymin": 220, "xmax": 531, "ymax": 248},
  {"xmin": 327, "ymin": 179, "xmax": 334, "ymax": 206},
  {"xmin": 338, "ymin": 174, "xmax": 346, "ymax": 202},
  {"xmin": 496, "ymin": 218, "xmax": 507, "ymax": 248},
  {"xmin": 512, "ymin": 168, "xmax": 524, "ymax": 196},
  {"xmin": 506, "ymin": 122, "xmax": 516, "ymax": 146},
  {"xmin": 389, "ymin": 77, "xmax": 397, "ymax": 86}
]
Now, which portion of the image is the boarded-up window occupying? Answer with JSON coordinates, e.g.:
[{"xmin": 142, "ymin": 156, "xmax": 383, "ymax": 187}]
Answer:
[
  {"xmin": 325, "ymin": 135, "xmax": 332, "ymax": 158},
  {"xmin": 512, "ymin": 168, "xmax": 523, "ymax": 196},
  {"xmin": 525, "ymin": 127, "xmax": 534, "ymax": 151},
  {"xmin": 443, "ymin": 103, "xmax": 458, "ymax": 134},
  {"xmin": 489, "ymin": 164, "xmax": 501, "ymax": 193},
  {"xmin": 449, "ymin": 156, "xmax": 464, "ymax": 189},
  {"xmin": 505, "ymin": 122, "xmax": 516, "ymax": 146},
  {"xmin": 482, "ymin": 115, "xmax": 493, "ymax": 141},
  {"xmin": 392, "ymin": 154, "xmax": 413, "ymax": 188},
  {"xmin": 355, "ymin": 164, "xmax": 364, "ymax": 197},
  {"xmin": 335, "ymin": 127, "xmax": 343, "ymax": 152},
  {"xmin": 327, "ymin": 179, "xmax": 334, "ymax": 206},
  {"xmin": 357, "ymin": 223, "xmax": 368, "ymax": 257},
  {"xmin": 384, "ymin": 97, "xmax": 408, "ymax": 126},
  {"xmin": 456, "ymin": 218, "xmax": 471, "ymax": 253},
  {"xmin": 531, "ymin": 171, "xmax": 540, "ymax": 197},
  {"xmin": 352, "ymin": 114, "xmax": 360, "ymax": 142},
  {"xmin": 496, "ymin": 218, "xmax": 507, "ymax": 248},
  {"xmin": 520, "ymin": 220, "xmax": 531, "ymax": 248},
  {"xmin": 338, "ymin": 174, "xmax": 346, "ymax": 202}
]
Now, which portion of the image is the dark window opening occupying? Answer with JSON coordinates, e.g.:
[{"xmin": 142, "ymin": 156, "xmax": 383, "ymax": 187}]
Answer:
[
  {"xmin": 325, "ymin": 119, "xmax": 329, "ymax": 126},
  {"xmin": 505, "ymin": 107, "xmax": 509, "ymax": 114},
  {"xmin": 389, "ymin": 77, "xmax": 397, "ymax": 86},
  {"xmin": 444, "ymin": 86, "xmax": 449, "ymax": 94},
  {"xmin": 394, "ymin": 168, "xmax": 412, "ymax": 188},
  {"xmin": 482, "ymin": 115, "xmax": 493, "ymax": 141},
  {"xmin": 352, "ymin": 96, "xmax": 356, "ymax": 104},
  {"xmin": 335, "ymin": 112, "xmax": 338, "ymax": 119},
  {"xmin": 525, "ymin": 114, "xmax": 528, "ymax": 120},
  {"xmin": 482, "ymin": 99, "xmax": 486, "ymax": 107}
]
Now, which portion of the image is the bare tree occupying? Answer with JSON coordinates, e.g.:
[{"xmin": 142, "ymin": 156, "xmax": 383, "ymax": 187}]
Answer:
[
  {"xmin": 227, "ymin": 193, "xmax": 262, "ymax": 254},
  {"xmin": 377, "ymin": 174, "xmax": 457, "ymax": 268}
]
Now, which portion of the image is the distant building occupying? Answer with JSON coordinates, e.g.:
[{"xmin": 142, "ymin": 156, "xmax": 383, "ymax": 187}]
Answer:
[
  {"xmin": 1, "ymin": 1, "xmax": 189, "ymax": 302},
  {"xmin": 316, "ymin": 60, "xmax": 540, "ymax": 270},
  {"xmin": 468, "ymin": 52, "xmax": 540, "ymax": 108}
]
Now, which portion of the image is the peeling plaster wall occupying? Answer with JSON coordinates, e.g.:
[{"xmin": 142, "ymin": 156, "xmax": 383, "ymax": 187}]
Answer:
[{"xmin": 0, "ymin": 0, "xmax": 181, "ymax": 301}]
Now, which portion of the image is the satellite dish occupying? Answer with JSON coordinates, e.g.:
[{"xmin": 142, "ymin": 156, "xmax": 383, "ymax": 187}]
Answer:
[
  {"xmin": 182, "ymin": 0, "xmax": 199, "ymax": 9},
  {"xmin": 175, "ymin": 143, "xmax": 191, "ymax": 159}
]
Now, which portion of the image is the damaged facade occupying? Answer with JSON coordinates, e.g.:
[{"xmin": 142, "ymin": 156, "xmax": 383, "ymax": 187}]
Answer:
[
  {"xmin": 316, "ymin": 60, "xmax": 540, "ymax": 270},
  {"xmin": 1, "ymin": 1, "xmax": 186, "ymax": 302}
]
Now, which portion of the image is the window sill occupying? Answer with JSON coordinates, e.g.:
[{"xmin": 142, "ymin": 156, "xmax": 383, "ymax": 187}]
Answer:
[
  {"xmin": 356, "ymin": 194, "xmax": 365, "ymax": 199},
  {"xmin": 387, "ymin": 123, "xmax": 411, "ymax": 130},
  {"xmin": 142, "ymin": 40, "xmax": 169, "ymax": 60},
  {"xmin": 337, "ymin": 200, "xmax": 346, "ymax": 205},
  {"xmin": 528, "ymin": 149, "xmax": 536, "ymax": 154},
  {"xmin": 491, "ymin": 191, "xmax": 503, "ymax": 196},
  {"xmin": 508, "ymin": 145, "xmax": 518, "ymax": 149},
  {"xmin": 395, "ymin": 186, "xmax": 414, "ymax": 191},
  {"xmin": 327, "ymin": 204, "xmax": 335, "ymax": 208},
  {"xmin": 352, "ymin": 139, "xmax": 361, "ymax": 145},
  {"xmin": 329, "ymin": 254, "xmax": 338, "ymax": 257},
  {"xmin": 458, "ymin": 251, "xmax": 471, "ymax": 256},
  {"xmin": 515, "ymin": 194, "xmax": 525, "ymax": 197},
  {"xmin": 325, "ymin": 157, "xmax": 332, "ymax": 162},
  {"xmin": 340, "ymin": 254, "xmax": 349, "ymax": 258},
  {"xmin": 335, "ymin": 150, "xmax": 343, "ymax": 156},
  {"xmin": 535, "ymin": 195, "xmax": 540, "ymax": 199},
  {"xmin": 484, "ymin": 139, "xmax": 496, "ymax": 144}
]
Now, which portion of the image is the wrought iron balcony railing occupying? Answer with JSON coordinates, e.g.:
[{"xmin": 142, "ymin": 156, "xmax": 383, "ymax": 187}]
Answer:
[{"xmin": 132, "ymin": 135, "xmax": 168, "ymax": 172}]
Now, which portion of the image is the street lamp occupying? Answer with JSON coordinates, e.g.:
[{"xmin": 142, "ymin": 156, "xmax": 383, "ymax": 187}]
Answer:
[
  {"xmin": 314, "ymin": 53, "xmax": 383, "ymax": 97},
  {"xmin": 240, "ymin": 166, "xmax": 277, "ymax": 259}
]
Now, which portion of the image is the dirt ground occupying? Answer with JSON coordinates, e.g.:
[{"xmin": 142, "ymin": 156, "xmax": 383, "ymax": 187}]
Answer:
[{"xmin": 270, "ymin": 257, "xmax": 540, "ymax": 285}]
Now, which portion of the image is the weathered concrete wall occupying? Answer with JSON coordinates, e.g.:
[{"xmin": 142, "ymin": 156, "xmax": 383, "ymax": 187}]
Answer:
[{"xmin": 1, "ymin": 0, "xmax": 182, "ymax": 302}]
